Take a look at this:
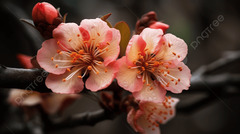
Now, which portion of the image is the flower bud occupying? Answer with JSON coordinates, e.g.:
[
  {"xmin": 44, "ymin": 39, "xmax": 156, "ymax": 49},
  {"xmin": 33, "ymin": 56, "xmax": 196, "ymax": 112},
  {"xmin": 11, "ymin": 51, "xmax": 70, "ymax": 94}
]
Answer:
[
  {"xmin": 32, "ymin": 2, "xmax": 63, "ymax": 39},
  {"xmin": 149, "ymin": 21, "xmax": 169, "ymax": 33},
  {"xmin": 135, "ymin": 11, "xmax": 169, "ymax": 34},
  {"xmin": 32, "ymin": 2, "xmax": 58, "ymax": 24}
]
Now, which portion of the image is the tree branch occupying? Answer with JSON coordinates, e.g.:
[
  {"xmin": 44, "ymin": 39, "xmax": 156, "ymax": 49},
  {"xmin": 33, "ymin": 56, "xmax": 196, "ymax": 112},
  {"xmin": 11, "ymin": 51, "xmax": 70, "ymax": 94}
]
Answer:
[{"xmin": 46, "ymin": 109, "xmax": 115, "ymax": 131}]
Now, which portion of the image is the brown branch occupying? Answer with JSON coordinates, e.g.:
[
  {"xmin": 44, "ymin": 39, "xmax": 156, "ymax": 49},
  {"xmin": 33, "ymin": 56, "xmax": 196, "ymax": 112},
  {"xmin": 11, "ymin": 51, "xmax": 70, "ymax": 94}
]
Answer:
[{"xmin": 46, "ymin": 109, "xmax": 115, "ymax": 131}]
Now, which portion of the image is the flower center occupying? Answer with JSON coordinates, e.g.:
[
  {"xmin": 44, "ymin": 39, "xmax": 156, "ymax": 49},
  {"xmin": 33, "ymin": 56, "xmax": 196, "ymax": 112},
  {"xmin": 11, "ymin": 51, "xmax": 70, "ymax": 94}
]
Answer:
[{"xmin": 52, "ymin": 38, "xmax": 109, "ymax": 82}]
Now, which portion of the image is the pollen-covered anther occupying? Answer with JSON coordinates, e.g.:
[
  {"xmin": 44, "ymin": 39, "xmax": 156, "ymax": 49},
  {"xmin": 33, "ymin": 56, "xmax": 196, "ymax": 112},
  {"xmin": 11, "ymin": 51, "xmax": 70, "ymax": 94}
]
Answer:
[
  {"xmin": 68, "ymin": 38, "xmax": 72, "ymax": 42},
  {"xmin": 178, "ymin": 67, "xmax": 183, "ymax": 71},
  {"xmin": 104, "ymin": 68, "xmax": 108, "ymax": 73},
  {"xmin": 137, "ymin": 70, "xmax": 141, "ymax": 74},
  {"xmin": 168, "ymin": 43, "xmax": 171, "ymax": 47},
  {"xmin": 106, "ymin": 42, "xmax": 110, "ymax": 45},
  {"xmin": 150, "ymin": 87, "xmax": 153, "ymax": 90},
  {"xmin": 79, "ymin": 50, "xmax": 84, "ymax": 54},
  {"xmin": 128, "ymin": 66, "xmax": 131, "ymax": 69},
  {"xmin": 77, "ymin": 34, "xmax": 80, "ymax": 37},
  {"xmin": 57, "ymin": 50, "xmax": 61, "ymax": 54},
  {"xmin": 145, "ymin": 63, "xmax": 149, "ymax": 66},
  {"xmin": 96, "ymin": 71, "xmax": 99, "ymax": 75},
  {"xmin": 97, "ymin": 32, "xmax": 100, "ymax": 36},
  {"xmin": 178, "ymin": 78, "xmax": 181, "ymax": 82},
  {"xmin": 51, "ymin": 57, "xmax": 54, "ymax": 61},
  {"xmin": 177, "ymin": 55, "xmax": 180, "ymax": 58},
  {"xmin": 172, "ymin": 52, "xmax": 176, "ymax": 56},
  {"xmin": 166, "ymin": 82, "xmax": 170, "ymax": 87},
  {"xmin": 141, "ymin": 67, "xmax": 145, "ymax": 71},
  {"xmin": 87, "ymin": 66, "xmax": 92, "ymax": 70},
  {"xmin": 67, "ymin": 68, "xmax": 71, "ymax": 72},
  {"xmin": 153, "ymin": 61, "xmax": 159, "ymax": 67},
  {"xmin": 146, "ymin": 84, "xmax": 150, "ymax": 86},
  {"xmin": 151, "ymin": 68, "xmax": 155, "ymax": 72},
  {"xmin": 142, "ymin": 80, "xmax": 146, "ymax": 83},
  {"xmin": 55, "ymin": 64, "xmax": 58, "ymax": 68},
  {"xmin": 62, "ymin": 79, "xmax": 66, "ymax": 82},
  {"xmin": 77, "ymin": 76, "xmax": 82, "ymax": 79},
  {"xmin": 175, "ymin": 82, "xmax": 178, "ymax": 85}
]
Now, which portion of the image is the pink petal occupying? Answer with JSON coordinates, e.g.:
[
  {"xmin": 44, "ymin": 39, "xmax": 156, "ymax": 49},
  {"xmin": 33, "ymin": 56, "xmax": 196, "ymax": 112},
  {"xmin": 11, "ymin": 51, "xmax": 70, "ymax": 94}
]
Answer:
[
  {"xmin": 116, "ymin": 57, "xmax": 143, "ymax": 92},
  {"xmin": 37, "ymin": 39, "xmax": 66, "ymax": 74},
  {"xmin": 149, "ymin": 21, "xmax": 169, "ymax": 33},
  {"xmin": 160, "ymin": 33, "xmax": 188, "ymax": 62},
  {"xmin": 53, "ymin": 23, "xmax": 81, "ymax": 51},
  {"xmin": 46, "ymin": 67, "xmax": 84, "ymax": 94},
  {"xmin": 159, "ymin": 62, "xmax": 191, "ymax": 93},
  {"xmin": 79, "ymin": 18, "xmax": 110, "ymax": 41},
  {"xmin": 126, "ymin": 35, "xmax": 146, "ymax": 66},
  {"xmin": 100, "ymin": 28, "xmax": 121, "ymax": 66},
  {"xmin": 127, "ymin": 109, "xmax": 140, "ymax": 132},
  {"xmin": 85, "ymin": 62, "xmax": 117, "ymax": 92},
  {"xmin": 133, "ymin": 80, "xmax": 166, "ymax": 103},
  {"xmin": 79, "ymin": 27, "xmax": 90, "ymax": 41},
  {"xmin": 134, "ymin": 109, "xmax": 160, "ymax": 134},
  {"xmin": 140, "ymin": 28, "xmax": 163, "ymax": 54}
]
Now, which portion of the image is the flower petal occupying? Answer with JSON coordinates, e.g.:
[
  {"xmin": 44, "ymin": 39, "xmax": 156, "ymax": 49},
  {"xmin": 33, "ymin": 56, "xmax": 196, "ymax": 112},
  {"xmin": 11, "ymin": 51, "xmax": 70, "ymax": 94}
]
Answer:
[
  {"xmin": 133, "ymin": 80, "xmax": 166, "ymax": 103},
  {"xmin": 85, "ymin": 62, "xmax": 117, "ymax": 92},
  {"xmin": 140, "ymin": 28, "xmax": 163, "ymax": 54},
  {"xmin": 100, "ymin": 29, "xmax": 121, "ymax": 66},
  {"xmin": 134, "ymin": 110, "xmax": 161, "ymax": 134},
  {"xmin": 159, "ymin": 33, "xmax": 188, "ymax": 62},
  {"xmin": 37, "ymin": 39, "xmax": 66, "ymax": 74},
  {"xmin": 116, "ymin": 57, "xmax": 143, "ymax": 92},
  {"xmin": 46, "ymin": 67, "xmax": 84, "ymax": 94},
  {"xmin": 53, "ymin": 23, "xmax": 81, "ymax": 51},
  {"xmin": 157, "ymin": 62, "xmax": 191, "ymax": 93},
  {"xmin": 80, "ymin": 18, "xmax": 110, "ymax": 41},
  {"xmin": 126, "ymin": 35, "xmax": 146, "ymax": 66}
]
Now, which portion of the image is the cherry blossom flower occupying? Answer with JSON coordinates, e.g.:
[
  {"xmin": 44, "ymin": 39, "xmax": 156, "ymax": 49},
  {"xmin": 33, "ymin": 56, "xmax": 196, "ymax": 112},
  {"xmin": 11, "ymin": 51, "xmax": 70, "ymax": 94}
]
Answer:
[
  {"xmin": 116, "ymin": 28, "xmax": 191, "ymax": 102},
  {"xmin": 32, "ymin": 2, "xmax": 58, "ymax": 25},
  {"xmin": 37, "ymin": 18, "xmax": 120, "ymax": 93},
  {"xmin": 127, "ymin": 96, "xmax": 179, "ymax": 134}
]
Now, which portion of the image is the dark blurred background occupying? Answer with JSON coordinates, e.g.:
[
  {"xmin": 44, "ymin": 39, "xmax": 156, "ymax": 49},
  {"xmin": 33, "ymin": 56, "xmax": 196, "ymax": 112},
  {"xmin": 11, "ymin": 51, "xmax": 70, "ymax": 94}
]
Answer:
[{"xmin": 0, "ymin": 0, "xmax": 240, "ymax": 134}]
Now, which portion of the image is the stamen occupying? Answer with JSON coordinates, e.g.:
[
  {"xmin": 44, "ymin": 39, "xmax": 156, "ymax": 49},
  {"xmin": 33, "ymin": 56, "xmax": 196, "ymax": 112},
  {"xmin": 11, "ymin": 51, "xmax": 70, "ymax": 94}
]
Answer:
[
  {"xmin": 55, "ymin": 64, "xmax": 59, "ymax": 68},
  {"xmin": 172, "ymin": 52, "xmax": 176, "ymax": 56},
  {"xmin": 68, "ymin": 38, "xmax": 72, "ymax": 42},
  {"xmin": 97, "ymin": 33, "xmax": 100, "ymax": 36},
  {"xmin": 51, "ymin": 57, "xmax": 54, "ymax": 61},
  {"xmin": 62, "ymin": 79, "xmax": 66, "ymax": 82},
  {"xmin": 87, "ymin": 66, "xmax": 92, "ymax": 70}
]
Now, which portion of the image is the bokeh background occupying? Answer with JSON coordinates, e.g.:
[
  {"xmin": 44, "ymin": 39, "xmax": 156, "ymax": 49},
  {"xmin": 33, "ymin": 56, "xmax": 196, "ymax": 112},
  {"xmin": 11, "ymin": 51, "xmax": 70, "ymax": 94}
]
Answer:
[{"xmin": 0, "ymin": 0, "xmax": 240, "ymax": 134}]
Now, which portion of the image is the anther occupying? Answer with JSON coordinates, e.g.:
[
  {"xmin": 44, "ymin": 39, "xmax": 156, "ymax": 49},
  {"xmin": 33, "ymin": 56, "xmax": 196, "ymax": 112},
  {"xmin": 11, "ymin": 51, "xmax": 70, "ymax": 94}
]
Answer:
[
  {"xmin": 55, "ymin": 64, "xmax": 58, "ymax": 68},
  {"xmin": 145, "ymin": 63, "xmax": 149, "ymax": 66},
  {"xmin": 67, "ymin": 68, "xmax": 71, "ymax": 72},
  {"xmin": 166, "ymin": 82, "xmax": 170, "ymax": 87},
  {"xmin": 141, "ymin": 67, "xmax": 145, "ymax": 71},
  {"xmin": 97, "ymin": 33, "xmax": 100, "ymax": 36},
  {"xmin": 105, "ymin": 68, "xmax": 108, "ymax": 73},
  {"xmin": 177, "ymin": 55, "xmax": 180, "ymax": 58},
  {"xmin": 78, "ymin": 76, "xmax": 82, "ymax": 79},
  {"xmin": 79, "ymin": 50, "xmax": 84, "ymax": 54},
  {"xmin": 168, "ymin": 43, "xmax": 171, "ymax": 47},
  {"xmin": 77, "ymin": 34, "xmax": 80, "ymax": 37},
  {"xmin": 178, "ymin": 67, "xmax": 183, "ymax": 71},
  {"xmin": 51, "ymin": 57, "xmax": 54, "ymax": 61},
  {"xmin": 68, "ymin": 38, "xmax": 72, "ymax": 42},
  {"xmin": 172, "ymin": 52, "xmax": 176, "ymax": 56},
  {"xmin": 62, "ymin": 79, "xmax": 66, "ymax": 82},
  {"xmin": 96, "ymin": 71, "xmax": 99, "ymax": 75},
  {"xmin": 87, "ymin": 66, "xmax": 92, "ymax": 70}
]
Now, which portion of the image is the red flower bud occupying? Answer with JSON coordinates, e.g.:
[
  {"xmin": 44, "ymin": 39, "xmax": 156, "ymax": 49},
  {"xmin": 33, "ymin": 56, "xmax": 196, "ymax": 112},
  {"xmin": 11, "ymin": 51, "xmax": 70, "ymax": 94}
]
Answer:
[
  {"xmin": 32, "ymin": 2, "xmax": 58, "ymax": 24},
  {"xmin": 149, "ymin": 21, "xmax": 169, "ymax": 33},
  {"xmin": 135, "ymin": 11, "xmax": 169, "ymax": 34}
]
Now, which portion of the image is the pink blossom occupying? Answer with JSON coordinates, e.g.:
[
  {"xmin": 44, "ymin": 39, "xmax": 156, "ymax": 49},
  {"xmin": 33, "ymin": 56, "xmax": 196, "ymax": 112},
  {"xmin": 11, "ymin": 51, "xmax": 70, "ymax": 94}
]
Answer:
[
  {"xmin": 127, "ymin": 97, "xmax": 179, "ymax": 134},
  {"xmin": 37, "ymin": 18, "xmax": 120, "ymax": 93},
  {"xmin": 32, "ymin": 2, "xmax": 58, "ymax": 25},
  {"xmin": 116, "ymin": 28, "xmax": 191, "ymax": 102}
]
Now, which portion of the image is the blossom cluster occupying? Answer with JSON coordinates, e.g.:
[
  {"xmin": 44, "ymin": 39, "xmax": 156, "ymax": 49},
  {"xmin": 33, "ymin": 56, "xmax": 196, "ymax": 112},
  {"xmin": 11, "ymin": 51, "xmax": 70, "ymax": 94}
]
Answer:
[{"xmin": 29, "ymin": 2, "xmax": 191, "ymax": 134}]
